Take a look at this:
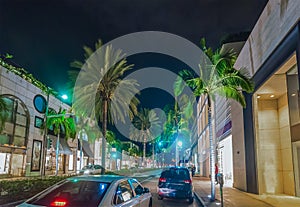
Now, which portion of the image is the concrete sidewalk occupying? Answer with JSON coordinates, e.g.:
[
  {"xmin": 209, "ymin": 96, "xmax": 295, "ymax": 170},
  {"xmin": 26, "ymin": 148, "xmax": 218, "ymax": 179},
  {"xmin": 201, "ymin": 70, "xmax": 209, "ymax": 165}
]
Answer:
[{"xmin": 192, "ymin": 176, "xmax": 300, "ymax": 207}]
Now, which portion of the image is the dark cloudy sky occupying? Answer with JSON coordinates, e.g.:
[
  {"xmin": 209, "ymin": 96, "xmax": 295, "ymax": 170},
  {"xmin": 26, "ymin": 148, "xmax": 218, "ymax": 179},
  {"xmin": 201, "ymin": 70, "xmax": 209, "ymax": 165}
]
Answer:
[{"xmin": 0, "ymin": 0, "xmax": 267, "ymax": 100}]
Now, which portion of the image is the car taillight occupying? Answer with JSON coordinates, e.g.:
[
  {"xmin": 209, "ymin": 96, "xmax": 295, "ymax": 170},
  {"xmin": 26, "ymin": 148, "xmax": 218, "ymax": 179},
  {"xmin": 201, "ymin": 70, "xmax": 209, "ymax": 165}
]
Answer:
[
  {"xmin": 50, "ymin": 198, "xmax": 68, "ymax": 207},
  {"xmin": 159, "ymin": 178, "xmax": 166, "ymax": 182},
  {"xmin": 184, "ymin": 179, "xmax": 192, "ymax": 184}
]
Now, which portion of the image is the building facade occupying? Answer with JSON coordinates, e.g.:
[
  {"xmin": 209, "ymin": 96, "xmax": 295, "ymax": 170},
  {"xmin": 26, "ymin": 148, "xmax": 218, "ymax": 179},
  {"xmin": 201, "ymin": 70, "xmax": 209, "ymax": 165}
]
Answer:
[
  {"xmin": 232, "ymin": 0, "xmax": 300, "ymax": 197},
  {"xmin": 196, "ymin": 0, "xmax": 300, "ymax": 198},
  {"xmin": 0, "ymin": 64, "xmax": 80, "ymax": 176}
]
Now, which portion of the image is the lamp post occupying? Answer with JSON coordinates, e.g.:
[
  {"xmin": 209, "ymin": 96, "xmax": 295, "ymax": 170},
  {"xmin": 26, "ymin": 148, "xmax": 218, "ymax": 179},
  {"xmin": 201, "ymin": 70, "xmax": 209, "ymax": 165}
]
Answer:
[{"xmin": 41, "ymin": 88, "xmax": 50, "ymax": 176}]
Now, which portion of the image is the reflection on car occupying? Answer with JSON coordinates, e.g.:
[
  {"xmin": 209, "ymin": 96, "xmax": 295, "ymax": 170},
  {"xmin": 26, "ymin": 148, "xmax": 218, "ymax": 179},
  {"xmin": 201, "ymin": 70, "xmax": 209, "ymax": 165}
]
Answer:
[
  {"xmin": 17, "ymin": 175, "xmax": 152, "ymax": 207},
  {"xmin": 78, "ymin": 164, "xmax": 105, "ymax": 175},
  {"xmin": 157, "ymin": 167, "xmax": 194, "ymax": 204}
]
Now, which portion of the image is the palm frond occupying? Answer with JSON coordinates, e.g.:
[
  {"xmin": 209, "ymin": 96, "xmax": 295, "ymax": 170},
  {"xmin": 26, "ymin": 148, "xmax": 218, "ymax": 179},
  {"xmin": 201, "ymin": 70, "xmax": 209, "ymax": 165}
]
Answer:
[{"xmin": 211, "ymin": 86, "xmax": 246, "ymax": 107}]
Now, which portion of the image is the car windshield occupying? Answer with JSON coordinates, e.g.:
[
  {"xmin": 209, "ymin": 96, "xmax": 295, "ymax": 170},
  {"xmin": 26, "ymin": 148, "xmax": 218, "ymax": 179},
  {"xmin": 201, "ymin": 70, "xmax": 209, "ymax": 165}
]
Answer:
[
  {"xmin": 161, "ymin": 168, "xmax": 190, "ymax": 180},
  {"xmin": 26, "ymin": 180, "xmax": 110, "ymax": 207}
]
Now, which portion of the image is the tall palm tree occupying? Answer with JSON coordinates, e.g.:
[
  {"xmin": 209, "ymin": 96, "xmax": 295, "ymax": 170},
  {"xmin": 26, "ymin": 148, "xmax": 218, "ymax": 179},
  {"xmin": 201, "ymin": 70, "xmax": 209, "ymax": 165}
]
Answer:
[
  {"xmin": 129, "ymin": 108, "xmax": 161, "ymax": 167},
  {"xmin": 46, "ymin": 108, "xmax": 76, "ymax": 175},
  {"xmin": 70, "ymin": 39, "xmax": 140, "ymax": 169},
  {"xmin": 0, "ymin": 96, "xmax": 8, "ymax": 133},
  {"xmin": 178, "ymin": 38, "xmax": 254, "ymax": 201}
]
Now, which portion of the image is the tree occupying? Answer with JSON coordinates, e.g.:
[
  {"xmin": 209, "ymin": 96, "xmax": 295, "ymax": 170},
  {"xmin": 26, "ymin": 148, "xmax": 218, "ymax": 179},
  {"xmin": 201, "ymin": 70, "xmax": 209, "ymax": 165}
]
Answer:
[
  {"xmin": 178, "ymin": 38, "xmax": 254, "ymax": 201},
  {"xmin": 75, "ymin": 114, "xmax": 101, "ymax": 170},
  {"xmin": 129, "ymin": 108, "xmax": 161, "ymax": 167},
  {"xmin": 46, "ymin": 108, "xmax": 76, "ymax": 175},
  {"xmin": 70, "ymin": 39, "xmax": 140, "ymax": 169},
  {"xmin": 0, "ymin": 96, "xmax": 9, "ymax": 133}
]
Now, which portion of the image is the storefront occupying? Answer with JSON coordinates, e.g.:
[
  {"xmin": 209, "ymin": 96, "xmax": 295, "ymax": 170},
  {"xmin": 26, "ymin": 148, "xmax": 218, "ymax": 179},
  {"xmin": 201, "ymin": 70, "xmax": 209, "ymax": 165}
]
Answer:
[
  {"xmin": 253, "ymin": 52, "xmax": 299, "ymax": 195},
  {"xmin": 0, "ymin": 64, "xmax": 76, "ymax": 177}
]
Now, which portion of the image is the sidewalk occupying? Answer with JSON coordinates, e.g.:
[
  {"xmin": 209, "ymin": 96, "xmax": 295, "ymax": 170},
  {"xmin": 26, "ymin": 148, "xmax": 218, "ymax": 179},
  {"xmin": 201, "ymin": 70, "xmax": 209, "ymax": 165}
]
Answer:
[{"xmin": 192, "ymin": 176, "xmax": 300, "ymax": 207}]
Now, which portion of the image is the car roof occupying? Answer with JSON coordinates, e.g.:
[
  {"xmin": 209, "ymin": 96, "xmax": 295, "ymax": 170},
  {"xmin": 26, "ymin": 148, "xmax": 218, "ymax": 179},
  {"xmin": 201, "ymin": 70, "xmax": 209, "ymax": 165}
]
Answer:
[
  {"xmin": 167, "ymin": 166, "xmax": 189, "ymax": 170},
  {"xmin": 66, "ymin": 175, "xmax": 127, "ymax": 183}
]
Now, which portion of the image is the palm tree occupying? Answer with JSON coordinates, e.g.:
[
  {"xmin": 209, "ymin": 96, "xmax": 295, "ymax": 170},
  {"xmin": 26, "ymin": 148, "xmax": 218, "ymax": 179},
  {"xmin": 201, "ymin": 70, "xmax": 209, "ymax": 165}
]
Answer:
[
  {"xmin": 46, "ymin": 108, "xmax": 76, "ymax": 175},
  {"xmin": 0, "ymin": 96, "xmax": 9, "ymax": 133},
  {"xmin": 162, "ymin": 77, "xmax": 196, "ymax": 166},
  {"xmin": 75, "ymin": 114, "xmax": 101, "ymax": 170},
  {"xmin": 129, "ymin": 108, "xmax": 161, "ymax": 167},
  {"xmin": 178, "ymin": 38, "xmax": 254, "ymax": 201},
  {"xmin": 70, "ymin": 39, "xmax": 140, "ymax": 169}
]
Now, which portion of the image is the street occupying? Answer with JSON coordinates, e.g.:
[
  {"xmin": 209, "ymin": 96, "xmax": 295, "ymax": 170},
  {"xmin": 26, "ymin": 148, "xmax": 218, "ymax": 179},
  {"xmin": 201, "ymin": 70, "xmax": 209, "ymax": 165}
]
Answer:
[{"xmin": 139, "ymin": 173, "xmax": 202, "ymax": 207}]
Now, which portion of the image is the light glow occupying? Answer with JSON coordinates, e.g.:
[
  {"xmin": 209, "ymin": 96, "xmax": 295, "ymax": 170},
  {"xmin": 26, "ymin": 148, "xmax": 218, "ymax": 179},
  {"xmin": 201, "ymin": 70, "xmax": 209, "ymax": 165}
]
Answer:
[
  {"xmin": 50, "ymin": 198, "xmax": 67, "ymax": 207},
  {"xmin": 61, "ymin": 94, "xmax": 68, "ymax": 100}
]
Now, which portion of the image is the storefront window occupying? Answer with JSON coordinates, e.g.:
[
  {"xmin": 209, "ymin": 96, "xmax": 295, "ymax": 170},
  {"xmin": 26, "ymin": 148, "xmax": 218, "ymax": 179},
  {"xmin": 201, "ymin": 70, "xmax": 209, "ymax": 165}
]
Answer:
[{"xmin": 0, "ymin": 95, "xmax": 29, "ymax": 147}]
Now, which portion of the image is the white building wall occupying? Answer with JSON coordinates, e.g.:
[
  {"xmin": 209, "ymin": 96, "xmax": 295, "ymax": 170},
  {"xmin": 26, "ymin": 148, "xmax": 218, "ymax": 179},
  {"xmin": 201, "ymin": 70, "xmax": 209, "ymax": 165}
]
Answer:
[{"xmin": 0, "ymin": 65, "xmax": 72, "ymax": 176}]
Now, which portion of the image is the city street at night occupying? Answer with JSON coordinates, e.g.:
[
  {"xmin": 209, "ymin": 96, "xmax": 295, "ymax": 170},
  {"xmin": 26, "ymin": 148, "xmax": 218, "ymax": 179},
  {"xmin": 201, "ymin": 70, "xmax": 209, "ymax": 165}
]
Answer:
[{"xmin": 1, "ymin": 0, "xmax": 300, "ymax": 206}]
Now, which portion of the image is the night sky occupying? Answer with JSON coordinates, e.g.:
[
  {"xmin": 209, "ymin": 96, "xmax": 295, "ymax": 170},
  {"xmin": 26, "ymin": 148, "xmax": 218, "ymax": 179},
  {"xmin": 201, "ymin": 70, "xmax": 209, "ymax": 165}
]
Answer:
[{"xmin": 0, "ymin": 0, "xmax": 267, "ymax": 106}]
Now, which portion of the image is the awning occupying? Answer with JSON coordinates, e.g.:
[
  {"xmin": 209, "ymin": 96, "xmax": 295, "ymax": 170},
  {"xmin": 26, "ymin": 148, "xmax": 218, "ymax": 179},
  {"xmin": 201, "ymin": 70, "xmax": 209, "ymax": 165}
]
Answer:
[
  {"xmin": 78, "ymin": 139, "xmax": 94, "ymax": 158},
  {"xmin": 51, "ymin": 136, "xmax": 73, "ymax": 155}
]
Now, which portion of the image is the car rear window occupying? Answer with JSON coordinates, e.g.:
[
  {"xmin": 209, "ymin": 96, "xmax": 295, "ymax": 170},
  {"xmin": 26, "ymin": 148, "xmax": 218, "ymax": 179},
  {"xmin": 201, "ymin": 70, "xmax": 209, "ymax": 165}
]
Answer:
[
  {"xmin": 27, "ymin": 180, "xmax": 110, "ymax": 207},
  {"xmin": 161, "ymin": 168, "xmax": 190, "ymax": 179}
]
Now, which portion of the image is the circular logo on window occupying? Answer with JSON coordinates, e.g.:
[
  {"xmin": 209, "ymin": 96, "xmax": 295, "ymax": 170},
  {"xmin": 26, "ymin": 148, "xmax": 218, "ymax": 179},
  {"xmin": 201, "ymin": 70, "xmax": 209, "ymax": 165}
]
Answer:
[{"xmin": 33, "ymin": 95, "xmax": 47, "ymax": 113}]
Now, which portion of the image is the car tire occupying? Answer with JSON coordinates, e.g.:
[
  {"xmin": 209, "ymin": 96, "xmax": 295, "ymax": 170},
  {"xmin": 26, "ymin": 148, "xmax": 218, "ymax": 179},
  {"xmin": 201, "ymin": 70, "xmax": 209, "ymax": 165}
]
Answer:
[
  {"xmin": 188, "ymin": 197, "xmax": 194, "ymax": 204},
  {"xmin": 157, "ymin": 195, "xmax": 163, "ymax": 200}
]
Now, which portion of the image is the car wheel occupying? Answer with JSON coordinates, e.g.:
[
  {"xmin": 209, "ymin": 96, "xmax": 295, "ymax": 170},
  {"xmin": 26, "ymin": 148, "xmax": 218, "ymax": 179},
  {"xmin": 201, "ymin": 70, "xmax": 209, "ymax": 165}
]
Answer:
[
  {"xmin": 157, "ymin": 195, "xmax": 163, "ymax": 200},
  {"xmin": 188, "ymin": 197, "xmax": 194, "ymax": 204}
]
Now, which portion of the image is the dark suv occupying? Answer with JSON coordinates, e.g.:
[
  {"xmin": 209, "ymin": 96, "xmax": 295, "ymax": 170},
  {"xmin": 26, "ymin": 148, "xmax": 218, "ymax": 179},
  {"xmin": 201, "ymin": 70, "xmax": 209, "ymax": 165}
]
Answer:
[{"xmin": 157, "ymin": 167, "xmax": 194, "ymax": 203}]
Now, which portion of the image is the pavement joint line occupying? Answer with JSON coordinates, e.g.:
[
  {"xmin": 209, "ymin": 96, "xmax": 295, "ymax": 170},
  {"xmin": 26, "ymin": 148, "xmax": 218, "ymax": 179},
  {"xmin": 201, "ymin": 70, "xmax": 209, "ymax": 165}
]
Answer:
[{"xmin": 194, "ymin": 191, "xmax": 207, "ymax": 207}]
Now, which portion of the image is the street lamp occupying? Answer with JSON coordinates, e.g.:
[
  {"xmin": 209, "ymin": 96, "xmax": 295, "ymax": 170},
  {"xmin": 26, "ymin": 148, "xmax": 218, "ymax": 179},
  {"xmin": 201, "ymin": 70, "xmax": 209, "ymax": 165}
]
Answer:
[
  {"xmin": 176, "ymin": 140, "xmax": 183, "ymax": 166},
  {"xmin": 41, "ymin": 90, "xmax": 73, "ymax": 176},
  {"xmin": 61, "ymin": 94, "xmax": 68, "ymax": 100}
]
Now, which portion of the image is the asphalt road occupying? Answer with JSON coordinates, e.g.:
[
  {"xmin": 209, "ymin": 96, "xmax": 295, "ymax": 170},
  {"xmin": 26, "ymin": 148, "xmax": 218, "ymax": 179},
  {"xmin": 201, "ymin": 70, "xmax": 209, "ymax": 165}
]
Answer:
[
  {"xmin": 140, "ymin": 175, "xmax": 201, "ymax": 207},
  {"xmin": 2, "ymin": 169, "xmax": 202, "ymax": 207}
]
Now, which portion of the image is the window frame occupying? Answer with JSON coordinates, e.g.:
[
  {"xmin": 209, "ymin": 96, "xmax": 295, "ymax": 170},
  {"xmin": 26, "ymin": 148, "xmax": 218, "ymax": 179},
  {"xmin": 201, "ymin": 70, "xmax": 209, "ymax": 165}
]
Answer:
[{"xmin": 112, "ymin": 179, "xmax": 134, "ymax": 205}]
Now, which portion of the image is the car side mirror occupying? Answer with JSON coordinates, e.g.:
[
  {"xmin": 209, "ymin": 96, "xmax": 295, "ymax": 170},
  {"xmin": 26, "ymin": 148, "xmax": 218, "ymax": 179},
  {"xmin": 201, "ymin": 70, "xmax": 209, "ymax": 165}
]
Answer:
[{"xmin": 143, "ymin": 187, "xmax": 150, "ymax": 193}]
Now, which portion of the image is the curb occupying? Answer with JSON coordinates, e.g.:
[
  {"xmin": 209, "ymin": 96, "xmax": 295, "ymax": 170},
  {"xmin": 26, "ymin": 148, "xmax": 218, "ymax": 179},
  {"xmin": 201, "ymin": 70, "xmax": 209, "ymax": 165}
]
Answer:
[{"xmin": 194, "ymin": 191, "xmax": 207, "ymax": 207}]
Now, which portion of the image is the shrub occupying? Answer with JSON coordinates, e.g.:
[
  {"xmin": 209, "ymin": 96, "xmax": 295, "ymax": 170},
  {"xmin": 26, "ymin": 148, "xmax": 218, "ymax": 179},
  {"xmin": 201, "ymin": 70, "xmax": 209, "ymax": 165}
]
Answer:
[{"xmin": 0, "ymin": 176, "xmax": 69, "ymax": 204}]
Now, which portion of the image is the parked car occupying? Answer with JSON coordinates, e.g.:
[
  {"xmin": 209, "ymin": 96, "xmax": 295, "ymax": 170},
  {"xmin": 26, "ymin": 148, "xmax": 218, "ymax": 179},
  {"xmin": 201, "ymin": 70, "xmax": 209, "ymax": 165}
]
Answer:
[
  {"xmin": 157, "ymin": 166, "xmax": 194, "ymax": 203},
  {"xmin": 78, "ymin": 164, "xmax": 105, "ymax": 175},
  {"xmin": 17, "ymin": 175, "xmax": 152, "ymax": 207}
]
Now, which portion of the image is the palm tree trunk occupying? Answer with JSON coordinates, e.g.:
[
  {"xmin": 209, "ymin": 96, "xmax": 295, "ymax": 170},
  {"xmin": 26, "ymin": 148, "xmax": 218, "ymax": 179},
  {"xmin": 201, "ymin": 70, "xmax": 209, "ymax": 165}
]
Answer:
[
  {"xmin": 208, "ymin": 96, "xmax": 216, "ymax": 201},
  {"xmin": 101, "ymin": 99, "xmax": 108, "ymax": 169},
  {"xmin": 55, "ymin": 134, "xmax": 60, "ymax": 176}
]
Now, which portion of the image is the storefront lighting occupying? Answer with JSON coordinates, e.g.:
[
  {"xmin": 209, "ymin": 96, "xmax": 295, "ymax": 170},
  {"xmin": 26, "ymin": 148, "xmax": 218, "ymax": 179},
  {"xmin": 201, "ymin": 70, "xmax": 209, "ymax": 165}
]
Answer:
[
  {"xmin": 257, "ymin": 95, "xmax": 261, "ymax": 99},
  {"xmin": 291, "ymin": 93, "xmax": 296, "ymax": 97},
  {"xmin": 270, "ymin": 95, "xmax": 275, "ymax": 98}
]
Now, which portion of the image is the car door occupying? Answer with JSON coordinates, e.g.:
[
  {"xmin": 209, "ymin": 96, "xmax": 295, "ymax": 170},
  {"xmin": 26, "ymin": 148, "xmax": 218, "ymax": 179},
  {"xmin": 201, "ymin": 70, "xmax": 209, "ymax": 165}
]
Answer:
[
  {"xmin": 129, "ymin": 179, "xmax": 151, "ymax": 207},
  {"xmin": 113, "ymin": 180, "xmax": 139, "ymax": 207}
]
